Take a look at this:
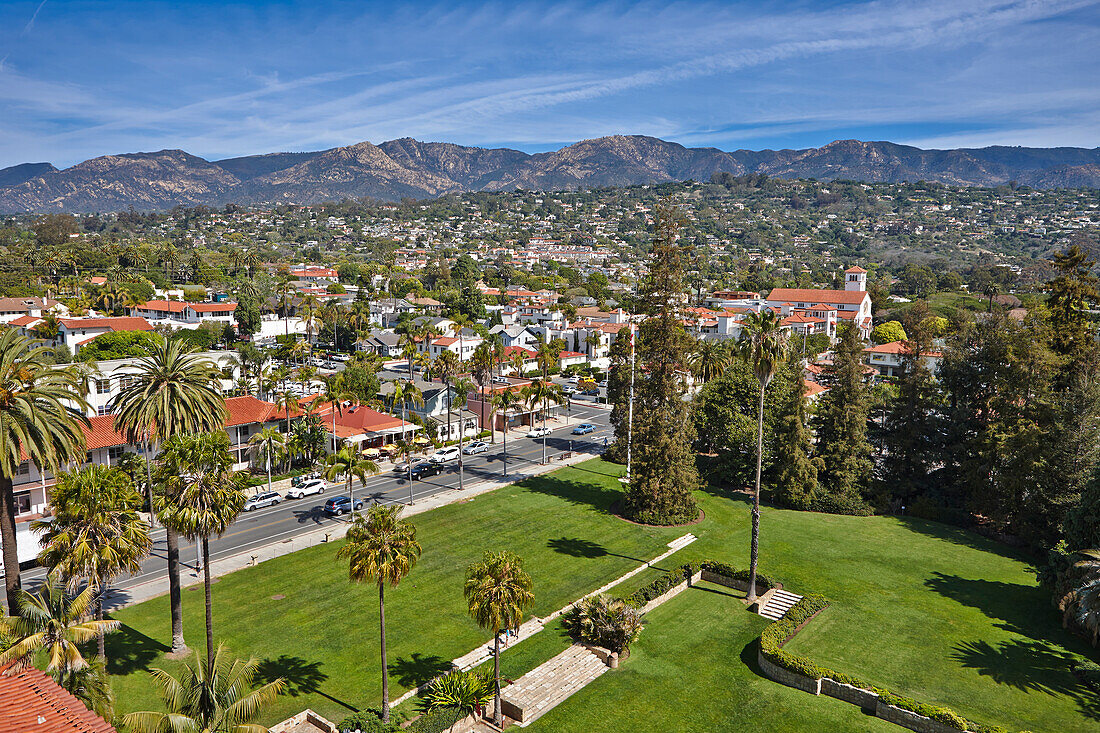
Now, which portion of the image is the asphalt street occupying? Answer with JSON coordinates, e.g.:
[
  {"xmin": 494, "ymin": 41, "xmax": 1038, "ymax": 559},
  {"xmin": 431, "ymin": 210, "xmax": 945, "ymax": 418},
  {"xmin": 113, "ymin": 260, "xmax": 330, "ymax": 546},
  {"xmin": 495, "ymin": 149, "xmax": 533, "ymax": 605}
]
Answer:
[{"xmin": 18, "ymin": 401, "xmax": 613, "ymax": 598}]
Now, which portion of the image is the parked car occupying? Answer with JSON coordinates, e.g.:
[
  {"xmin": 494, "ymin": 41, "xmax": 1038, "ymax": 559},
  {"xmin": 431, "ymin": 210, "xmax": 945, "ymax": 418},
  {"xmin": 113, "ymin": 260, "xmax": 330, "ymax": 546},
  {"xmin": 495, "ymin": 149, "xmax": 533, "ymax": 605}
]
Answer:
[
  {"xmin": 321, "ymin": 360, "xmax": 338, "ymax": 370},
  {"xmin": 243, "ymin": 491, "xmax": 281, "ymax": 511},
  {"xmin": 492, "ymin": 376, "xmax": 509, "ymax": 384},
  {"xmin": 579, "ymin": 387, "xmax": 599, "ymax": 396},
  {"xmin": 527, "ymin": 426, "xmax": 552, "ymax": 438},
  {"xmin": 566, "ymin": 375, "xmax": 580, "ymax": 384},
  {"xmin": 597, "ymin": 380, "xmax": 608, "ymax": 388},
  {"xmin": 572, "ymin": 423, "xmax": 596, "ymax": 435},
  {"xmin": 562, "ymin": 385, "xmax": 578, "ymax": 395},
  {"xmin": 463, "ymin": 440, "xmax": 489, "ymax": 455},
  {"xmin": 409, "ymin": 461, "xmax": 443, "ymax": 480},
  {"xmin": 430, "ymin": 446, "xmax": 461, "ymax": 463},
  {"xmin": 323, "ymin": 495, "xmax": 363, "ymax": 516},
  {"xmin": 393, "ymin": 459, "xmax": 415, "ymax": 473},
  {"xmin": 285, "ymin": 479, "xmax": 326, "ymax": 499},
  {"xmin": 291, "ymin": 471, "xmax": 322, "ymax": 488}
]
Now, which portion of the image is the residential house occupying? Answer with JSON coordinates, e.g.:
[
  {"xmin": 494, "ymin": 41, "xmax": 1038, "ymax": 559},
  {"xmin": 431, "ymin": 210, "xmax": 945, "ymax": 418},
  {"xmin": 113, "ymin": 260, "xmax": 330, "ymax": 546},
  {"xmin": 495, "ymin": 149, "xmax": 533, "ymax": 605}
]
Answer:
[
  {"xmin": 0, "ymin": 296, "xmax": 66, "ymax": 323},
  {"xmin": 863, "ymin": 341, "xmax": 944, "ymax": 377},
  {"xmin": 0, "ymin": 662, "xmax": 117, "ymax": 733}
]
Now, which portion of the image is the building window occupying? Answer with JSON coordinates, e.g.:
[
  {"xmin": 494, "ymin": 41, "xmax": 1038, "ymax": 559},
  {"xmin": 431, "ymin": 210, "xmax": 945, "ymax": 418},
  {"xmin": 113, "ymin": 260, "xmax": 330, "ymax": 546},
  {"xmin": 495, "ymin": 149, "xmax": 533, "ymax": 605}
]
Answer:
[
  {"xmin": 15, "ymin": 461, "xmax": 29, "ymax": 476},
  {"xmin": 108, "ymin": 446, "xmax": 125, "ymax": 462},
  {"xmin": 96, "ymin": 379, "xmax": 111, "ymax": 394},
  {"xmin": 97, "ymin": 404, "xmax": 112, "ymax": 416},
  {"xmin": 118, "ymin": 375, "xmax": 137, "ymax": 390},
  {"xmin": 13, "ymin": 491, "xmax": 30, "ymax": 515}
]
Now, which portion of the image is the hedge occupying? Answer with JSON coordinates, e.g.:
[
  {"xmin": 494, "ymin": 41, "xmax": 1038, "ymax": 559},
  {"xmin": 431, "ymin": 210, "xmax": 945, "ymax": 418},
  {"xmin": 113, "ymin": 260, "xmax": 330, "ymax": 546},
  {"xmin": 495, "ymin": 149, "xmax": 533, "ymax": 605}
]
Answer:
[
  {"xmin": 622, "ymin": 563, "xmax": 699, "ymax": 608},
  {"xmin": 700, "ymin": 560, "xmax": 779, "ymax": 591},
  {"xmin": 407, "ymin": 706, "xmax": 465, "ymax": 733},
  {"xmin": 1073, "ymin": 659, "xmax": 1100, "ymax": 692},
  {"xmin": 757, "ymin": 595, "xmax": 1011, "ymax": 733}
]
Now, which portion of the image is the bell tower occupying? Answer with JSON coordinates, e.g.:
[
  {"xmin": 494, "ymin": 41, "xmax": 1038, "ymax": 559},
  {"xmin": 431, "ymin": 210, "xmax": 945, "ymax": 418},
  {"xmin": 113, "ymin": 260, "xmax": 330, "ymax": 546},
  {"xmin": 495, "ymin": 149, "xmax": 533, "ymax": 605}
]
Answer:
[{"xmin": 844, "ymin": 266, "xmax": 867, "ymax": 292}]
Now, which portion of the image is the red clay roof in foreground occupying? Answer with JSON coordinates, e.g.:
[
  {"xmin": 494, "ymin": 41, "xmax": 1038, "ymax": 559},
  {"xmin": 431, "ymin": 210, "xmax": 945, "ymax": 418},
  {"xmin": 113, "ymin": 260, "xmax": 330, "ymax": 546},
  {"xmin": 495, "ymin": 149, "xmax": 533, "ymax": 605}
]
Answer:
[
  {"xmin": 0, "ymin": 663, "xmax": 117, "ymax": 733},
  {"xmin": 766, "ymin": 288, "xmax": 868, "ymax": 305}
]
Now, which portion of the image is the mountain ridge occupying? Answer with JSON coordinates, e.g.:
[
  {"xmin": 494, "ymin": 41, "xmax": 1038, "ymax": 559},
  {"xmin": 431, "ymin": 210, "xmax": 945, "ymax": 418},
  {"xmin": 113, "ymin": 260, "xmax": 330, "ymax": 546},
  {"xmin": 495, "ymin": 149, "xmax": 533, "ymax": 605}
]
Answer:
[{"xmin": 2, "ymin": 135, "xmax": 1098, "ymax": 213}]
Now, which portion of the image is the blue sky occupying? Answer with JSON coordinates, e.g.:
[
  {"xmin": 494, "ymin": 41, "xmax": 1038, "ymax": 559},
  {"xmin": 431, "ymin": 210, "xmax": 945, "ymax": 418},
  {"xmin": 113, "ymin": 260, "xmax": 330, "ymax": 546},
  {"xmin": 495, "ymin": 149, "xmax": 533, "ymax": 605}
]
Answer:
[{"xmin": 0, "ymin": 0, "xmax": 1097, "ymax": 169}]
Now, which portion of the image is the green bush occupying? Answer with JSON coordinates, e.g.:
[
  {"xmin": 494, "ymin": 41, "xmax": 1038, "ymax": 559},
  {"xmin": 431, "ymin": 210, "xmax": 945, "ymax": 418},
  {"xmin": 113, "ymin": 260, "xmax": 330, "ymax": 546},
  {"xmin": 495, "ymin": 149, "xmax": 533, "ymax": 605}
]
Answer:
[
  {"xmin": 1073, "ymin": 659, "xmax": 1100, "ymax": 692},
  {"xmin": 338, "ymin": 708, "xmax": 398, "ymax": 732},
  {"xmin": 622, "ymin": 563, "xmax": 699, "ymax": 608},
  {"xmin": 562, "ymin": 595, "xmax": 643, "ymax": 653},
  {"xmin": 700, "ymin": 560, "xmax": 779, "ymax": 591},
  {"xmin": 408, "ymin": 706, "xmax": 465, "ymax": 733}
]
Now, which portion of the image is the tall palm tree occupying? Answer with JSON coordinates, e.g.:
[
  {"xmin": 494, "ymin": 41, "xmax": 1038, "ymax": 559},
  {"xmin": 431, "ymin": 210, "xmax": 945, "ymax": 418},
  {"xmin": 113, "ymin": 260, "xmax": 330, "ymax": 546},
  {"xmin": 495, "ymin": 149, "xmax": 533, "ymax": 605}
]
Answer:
[
  {"xmin": 321, "ymin": 375, "xmax": 356, "ymax": 454},
  {"xmin": 337, "ymin": 505, "xmax": 421, "ymax": 723},
  {"xmin": 275, "ymin": 389, "xmax": 301, "ymax": 438},
  {"xmin": 0, "ymin": 329, "xmax": 90, "ymax": 613},
  {"xmin": 114, "ymin": 338, "xmax": 227, "ymax": 655},
  {"xmin": 157, "ymin": 432, "xmax": 246, "ymax": 669},
  {"xmin": 399, "ymin": 333, "xmax": 419, "ymax": 379},
  {"xmin": 492, "ymin": 390, "xmax": 523, "ymax": 476},
  {"xmin": 33, "ymin": 465, "xmax": 151, "ymax": 659},
  {"xmin": 736, "ymin": 310, "xmax": 788, "ymax": 603},
  {"xmin": 324, "ymin": 447, "xmax": 380, "ymax": 516},
  {"xmin": 523, "ymin": 378, "xmax": 565, "ymax": 465},
  {"xmin": 450, "ymin": 314, "xmax": 471, "ymax": 363},
  {"xmin": 123, "ymin": 644, "xmax": 286, "ymax": 733},
  {"xmin": 0, "ymin": 576, "xmax": 118, "ymax": 688},
  {"xmin": 249, "ymin": 427, "xmax": 286, "ymax": 495},
  {"xmin": 391, "ymin": 379, "xmax": 423, "ymax": 443},
  {"xmin": 508, "ymin": 349, "xmax": 527, "ymax": 379},
  {"xmin": 434, "ymin": 351, "xmax": 461, "ymax": 445},
  {"xmin": 464, "ymin": 551, "xmax": 534, "ymax": 727},
  {"xmin": 452, "ymin": 377, "xmax": 476, "ymax": 491}
]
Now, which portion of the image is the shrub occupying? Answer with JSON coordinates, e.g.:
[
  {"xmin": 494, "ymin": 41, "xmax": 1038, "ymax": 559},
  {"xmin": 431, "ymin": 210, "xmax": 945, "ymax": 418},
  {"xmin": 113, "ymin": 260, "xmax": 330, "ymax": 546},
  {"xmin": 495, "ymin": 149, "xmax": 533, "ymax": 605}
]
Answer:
[
  {"xmin": 700, "ymin": 560, "xmax": 779, "ymax": 591},
  {"xmin": 873, "ymin": 689, "xmax": 991, "ymax": 731},
  {"xmin": 338, "ymin": 708, "xmax": 398, "ymax": 733},
  {"xmin": 408, "ymin": 706, "xmax": 465, "ymax": 733},
  {"xmin": 811, "ymin": 492, "xmax": 873, "ymax": 516},
  {"xmin": 622, "ymin": 563, "xmax": 699, "ymax": 608},
  {"xmin": 758, "ymin": 594, "xmax": 829, "ymax": 675},
  {"xmin": 562, "ymin": 595, "xmax": 643, "ymax": 653},
  {"xmin": 1073, "ymin": 659, "xmax": 1100, "ymax": 692},
  {"xmin": 423, "ymin": 670, "xmax": 492, "ymax": 719}
]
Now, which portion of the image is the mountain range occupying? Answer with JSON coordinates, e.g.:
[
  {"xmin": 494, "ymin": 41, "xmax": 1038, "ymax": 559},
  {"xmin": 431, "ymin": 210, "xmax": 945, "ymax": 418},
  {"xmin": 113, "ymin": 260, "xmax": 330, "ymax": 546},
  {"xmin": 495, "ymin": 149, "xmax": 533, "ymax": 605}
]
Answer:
[{"xmin": 1, "ymin": 136, "xmax": 1098, "ymax": 214}]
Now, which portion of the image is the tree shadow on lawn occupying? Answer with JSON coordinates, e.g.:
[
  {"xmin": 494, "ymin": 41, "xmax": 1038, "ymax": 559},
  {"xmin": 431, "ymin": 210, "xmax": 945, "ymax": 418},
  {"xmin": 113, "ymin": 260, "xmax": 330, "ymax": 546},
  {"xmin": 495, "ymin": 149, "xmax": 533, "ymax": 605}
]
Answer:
[
  {"xmin": 951, "ymin": 639, "xmax": 1100, "ymax": 720},
  {"xmin": 519, "ymin": 474, "xmax": 624, "ymax": 513},
  {"xmin": 925, "ymin": 572, "xmax": 1058, "ymax": 635},
  {"xmin": 893, "ymin": 515, "xmax": 1037, "ymax": 565},
  {"xmin": 546, "ymin": 536, "xmax": 648, "ymax": 564},
  {"xmin": 104, "ymin": 623, "xmax": 169, "ymax": 676},
  {"xmin": 389, "ymin": 652, "xmax": 455, "ymax": 689},
  {"xmin": 255, "ymin": 654, "xmax": 358, "ymax": 712}
]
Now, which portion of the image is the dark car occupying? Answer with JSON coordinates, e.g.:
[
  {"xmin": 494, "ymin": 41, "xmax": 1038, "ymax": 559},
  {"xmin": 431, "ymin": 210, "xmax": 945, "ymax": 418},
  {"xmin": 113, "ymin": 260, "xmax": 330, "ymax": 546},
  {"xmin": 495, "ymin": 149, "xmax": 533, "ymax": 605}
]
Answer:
[
  {"xmin": 409, "ymin": 461, "xmax": 443, "ymax": 480},
  {"xmin": 579, "ymin": 387, "xmax": 599, "ymax": 396},
  {"xmin": 572, "ymin": 423, "xmax": 596, "ymax": 435},
  {"xmin": 323, "ymin": 495, "xmax": 363, "ymax": 516}
]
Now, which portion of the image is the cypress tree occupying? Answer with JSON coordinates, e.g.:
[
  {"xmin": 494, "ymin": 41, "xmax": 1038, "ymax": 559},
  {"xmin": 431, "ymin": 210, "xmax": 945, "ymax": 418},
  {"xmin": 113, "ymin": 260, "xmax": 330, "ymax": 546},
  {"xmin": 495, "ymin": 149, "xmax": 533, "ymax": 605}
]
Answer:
[
  {"xmin": 770, "ymin": 377, "xmax": 821, "ymax": 510},
  {"xmin": 606, "ymin": 325, "xmax": 634, "ymax": 463},
  {"xmin": 811, "ymin": 324, "xmax": 873, "ymax": 514},
  {"xmin": 623, "ymin": 203, "xmax": 699, "ymax": 525}
]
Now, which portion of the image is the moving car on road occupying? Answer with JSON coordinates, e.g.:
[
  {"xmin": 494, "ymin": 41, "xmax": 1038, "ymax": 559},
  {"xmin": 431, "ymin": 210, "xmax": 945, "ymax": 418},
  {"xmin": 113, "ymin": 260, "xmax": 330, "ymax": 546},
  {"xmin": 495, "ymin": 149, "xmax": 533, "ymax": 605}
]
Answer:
[
  {"xmin": 463, "ymin": 440, "xmax": 489, "ymax": 454},
  {"xmin": 285, "ymin": 479, "xmax": 326, "ymax": 499},
  {"xmin": 323, "ymin": 495, "xmax": 363, "ymax": 516},
  {"xmin": 430, "ymin": 446, "xmax": 461, "ymax": 463},
  {"xmin": 527, "ymin": 426, "xmax": 552, "ymax": 438},
  {"xmin": 243, "ymin": 491, "xmax": 281, "ymax": 511},
  {"xmin": 572, "ymin": 423, "xmax": 596, "ymax": 435},
  {"xmin": 409, "ymin": 462, "xmax": 443, "ymax": 480}
]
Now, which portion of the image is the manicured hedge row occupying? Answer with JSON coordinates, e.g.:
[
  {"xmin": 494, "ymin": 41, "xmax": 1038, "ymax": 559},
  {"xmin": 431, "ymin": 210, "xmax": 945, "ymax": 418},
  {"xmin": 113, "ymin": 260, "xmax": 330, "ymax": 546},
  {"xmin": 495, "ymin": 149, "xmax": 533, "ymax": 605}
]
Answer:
[
  {"xmin": 1073, "ymin": 659, "xmax": 1100, "ymax": 692},
  {"xmin": 757, "ymin": 596, "xmax": 1011, "ymax": 733},
  {"xmin": 338, "ymin": 705, "xmax": 464, "ymax": 733},
  {"xmin": 408, "ymin": 706, "xmax": 465, "ymax": 733},
  {"xmin": 700, "ymin": 560, "xmax": 779, "ymax": 591},
  {"xmin": 622, "ymin": 562, "xmax": 700, "ymax": 608}
]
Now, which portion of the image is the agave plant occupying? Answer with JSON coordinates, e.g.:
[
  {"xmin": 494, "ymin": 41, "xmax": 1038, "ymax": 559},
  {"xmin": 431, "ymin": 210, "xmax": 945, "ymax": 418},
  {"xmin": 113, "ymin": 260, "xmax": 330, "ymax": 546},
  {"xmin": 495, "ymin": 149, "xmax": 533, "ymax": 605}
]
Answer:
[
  {"xmin": 562, "ymin": 594, "xmax": 643, "ymax": 655},
  {"xmin": 424, "ymin": 669, "xmax": 493, "ymax": 721}
]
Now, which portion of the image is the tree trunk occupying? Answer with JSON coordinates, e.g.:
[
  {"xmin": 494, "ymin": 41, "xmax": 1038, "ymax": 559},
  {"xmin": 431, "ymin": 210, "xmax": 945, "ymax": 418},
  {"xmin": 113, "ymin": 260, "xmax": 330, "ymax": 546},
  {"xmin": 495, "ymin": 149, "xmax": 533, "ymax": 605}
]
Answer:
[
  {"xmin": 203, "ymin": 536, "xmax": 214, "ymax": 669},
  {"xmin": 502, "ymin": 417, "xmax": 508, "ymax": 477},
  {"xmin": 747, "ymin": 383, "xmax": 765, "ymax": 603},
  {"xmin": 166, "ymin": 529, "xmax": 187, "ymax": 654},
  {"xmin": 97, "ymin": 591, "xmax": 106, "ymax": 660},
  {"xmin": 143, "ymin": 438, "xmax": 156, "ymax": 527},
  {"xmin": 379, "ymin": 583, "xmax": 390, "ymax": 723},
  {"xmin": 1, "ymin": 474, "xmax": 21, "ymax": 614},
  {"xmin": 493, "ymin": 632, "xmax": 502, "ymax": 726}
]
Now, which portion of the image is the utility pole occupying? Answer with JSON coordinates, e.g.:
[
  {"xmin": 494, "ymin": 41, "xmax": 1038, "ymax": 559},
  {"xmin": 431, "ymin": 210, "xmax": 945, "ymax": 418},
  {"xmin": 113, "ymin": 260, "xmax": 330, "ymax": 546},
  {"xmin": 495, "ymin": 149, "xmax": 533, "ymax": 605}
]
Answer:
[{"xmin": 626, "ymin": 322, "xmax": 635, "ymax": 482}]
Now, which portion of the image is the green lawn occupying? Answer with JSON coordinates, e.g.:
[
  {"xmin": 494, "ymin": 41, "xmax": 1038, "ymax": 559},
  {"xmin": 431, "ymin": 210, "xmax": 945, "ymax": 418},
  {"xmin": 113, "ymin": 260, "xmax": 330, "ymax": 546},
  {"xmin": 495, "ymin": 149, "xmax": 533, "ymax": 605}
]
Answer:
[
  {"xmin": 525, "ymin": 580, "xmax": 898, "ymax": 732},
  {"xmin": 106, "ymin": 458, "xmax": 1099, "ymax": 731}
]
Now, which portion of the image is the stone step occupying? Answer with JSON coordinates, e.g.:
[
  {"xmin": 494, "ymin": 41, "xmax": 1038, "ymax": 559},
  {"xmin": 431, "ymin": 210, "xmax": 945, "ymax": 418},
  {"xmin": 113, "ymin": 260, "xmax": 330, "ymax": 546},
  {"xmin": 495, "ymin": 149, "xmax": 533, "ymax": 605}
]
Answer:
[
  {"xmin": 666, "ymin": 533, "xmax": 697, "ymax": 551},
  {"xmin": 759, "ymin": 590, "xmax": 803, "ymax": 621},
  {"xmin": 502, "ymin": 645, "xmax": 609, "ymax": 726}
]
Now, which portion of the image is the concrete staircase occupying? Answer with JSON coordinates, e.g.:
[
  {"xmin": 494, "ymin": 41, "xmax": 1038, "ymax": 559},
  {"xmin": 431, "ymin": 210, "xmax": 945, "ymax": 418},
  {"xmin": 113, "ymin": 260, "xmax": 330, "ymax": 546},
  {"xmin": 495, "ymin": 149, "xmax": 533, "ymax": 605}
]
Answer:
[
  {"xmin": 501, "ymin": 645, "xmax": 609, "ymax": 726},
  {"xmin": 759, "ymin": 589, "xmax": 802, "ymax": 621}
]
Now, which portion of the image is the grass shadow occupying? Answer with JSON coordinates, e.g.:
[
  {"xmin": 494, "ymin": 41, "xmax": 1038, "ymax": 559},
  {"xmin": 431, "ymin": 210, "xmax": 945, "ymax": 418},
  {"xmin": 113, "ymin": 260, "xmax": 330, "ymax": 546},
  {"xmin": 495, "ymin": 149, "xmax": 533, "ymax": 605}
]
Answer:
[
  {"xmin": 104, "ymin": 623, "xmax": 169, "ymax": 676},
  {"xmin": 895, "ymin": 516, "xmax": 1035, "ymax": 564},
  {"xmin": 924, "ymin": 572, "xmax": 1052, "ymax": 634},
  {"xmin": 255, "ymin": 654, "xmax": 358, "ymax": 712},
  {"xmin": 389, "ymin": 652, "xmax": 455, "ymax": 689},
  {"xmin": 519, "ymin": 474, "xmax": 624, "ymax": 513}
]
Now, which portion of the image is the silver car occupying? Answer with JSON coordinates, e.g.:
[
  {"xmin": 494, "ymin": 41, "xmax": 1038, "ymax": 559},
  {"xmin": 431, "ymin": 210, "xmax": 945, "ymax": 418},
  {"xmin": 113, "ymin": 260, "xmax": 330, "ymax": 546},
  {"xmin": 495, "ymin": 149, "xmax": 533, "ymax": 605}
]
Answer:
[{"xmin": 243, "ymin": 491, "xmax": 281, "ymax": 511}]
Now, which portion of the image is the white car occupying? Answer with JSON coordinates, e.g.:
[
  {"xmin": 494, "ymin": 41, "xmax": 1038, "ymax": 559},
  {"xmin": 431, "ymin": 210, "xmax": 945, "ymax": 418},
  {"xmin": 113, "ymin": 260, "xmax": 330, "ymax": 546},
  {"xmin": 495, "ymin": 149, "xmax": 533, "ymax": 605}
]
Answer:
[
  {"xmin": 285, "ymin": 479, "xmax": 326, "ymax": 499},
  {"xmin": 463, "ymin": 440, "xmax": 489, "ymax": 455},
  {"xmin": 562, "ymin": 385, "xmax": 578, "ymax": 395},
  {"xmin": 566, "ymin": 375, "xmax": 580, "ymax": 384},
  {"xmin": 430, "ymin": 446, "xmax": 461, "ymax": 463},
  {"xmin": 527, "ymin": 426, "xmax": 552, "ymax": 438},
  {"xmin": 493, "ymin": 376, "xmax": 509, "ymax": 384}
]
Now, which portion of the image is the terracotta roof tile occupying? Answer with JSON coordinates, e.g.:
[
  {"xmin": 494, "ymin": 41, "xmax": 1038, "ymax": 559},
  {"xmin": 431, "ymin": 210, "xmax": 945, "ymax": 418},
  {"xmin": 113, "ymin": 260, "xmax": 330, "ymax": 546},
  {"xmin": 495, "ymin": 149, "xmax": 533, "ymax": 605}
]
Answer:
[
  {"xmin": 0, "ymin": 663, "xmax": 117, "ymax": 732},
  {"xmin": 767, "ymin": 288, "xmax": 868, "ymax": 306}
]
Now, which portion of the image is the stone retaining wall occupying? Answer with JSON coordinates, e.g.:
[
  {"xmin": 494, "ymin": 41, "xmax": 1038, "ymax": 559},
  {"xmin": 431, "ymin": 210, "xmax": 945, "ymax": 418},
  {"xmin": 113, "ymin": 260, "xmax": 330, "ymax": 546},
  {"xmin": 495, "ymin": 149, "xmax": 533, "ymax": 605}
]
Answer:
[
  {"xmin": 875, "ymin": 699, "xmax": 970, "ymax": 733},
  {"xmin": 821, "ymin": 677, "xmax": 878, "ymax": 709},
  {"xmin": 638, "ymin": 571, "xmax": 702, "ymax": 614},
  {"xmin": 700, "ymin": 569, "xmax": 748, "ymax": 591},
  {"xmin": 756, "ymin": 649, "xmax": 822, "ymax": 695}
]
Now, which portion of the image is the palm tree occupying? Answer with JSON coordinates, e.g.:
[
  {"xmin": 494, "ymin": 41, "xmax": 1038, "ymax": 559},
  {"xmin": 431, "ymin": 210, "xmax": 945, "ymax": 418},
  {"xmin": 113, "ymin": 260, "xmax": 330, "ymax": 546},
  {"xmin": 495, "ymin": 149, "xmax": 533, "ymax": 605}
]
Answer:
[
  {"xmin": 391, "ymin": 379, "xmax": 423, "ymax": 443},
  {"xmin": 492, "ymin": 390, "xmax": 523, "ymax": 476},
  {"xmin": 464, "ymin": 551, "xmax": 534, "ymax": 727},
  {"xmin": 249, "ymin": 427, "xmax": 286, "ymax": 495},
  {"xmin": 452, "ymin": 377, "xmax": 476, "ymax": 491},
  {"xmin": 399, "ymin": 333, "xmax": 419, "ymax": 379},
  {"xmin": 123, "ymin": 644, "xmax": 286, "ymax": 733},
  {"xmin": 450, "ymin": 314, "xmax": 471, "ymax": 363},
  {"xmin": 321, "ymin": 375, "xmax": 356, "ymax": 454},
  {"xmin": 523, "ymin": 378, "xmax": 565, "ymax": 465},
  {"xmin": 0, "ymin": 329, "xmax": 90, "ymax": 613},
  {"xmin": 337, "ymin": 505, "xmax": 421, "ymax": 723},
  {"xmin": 508, "ymin": 349, "xmax": 527, "ymax": 379},
  {"xmin": 33, "ymin": 465, "xmax": 151, "ymax": 659},
  {"xmin": 324, "ymin": 446, "xmax": 380, "ymax": 516},
  {"xmin": 424, "ymin": 669, "xmax": 493, "ymax": 722},
  {"xmin": 113, "ymin": 338, "xmax": 227, "ymax": 655},
  {"xmin": 736, "ymin": 310, "xmax": 788, "ymax": 603},
  {"xmin": 156, "ymin": 432, "xmax": 246, "ymax": 669},
  {"xmin": 0, "ymin": 577, "xmax": 118, "ymax": 688},
  {"xmin": 690, "ymin": 338, "xmax": 731, "ymax": 383},
  {"xmin": 275, "ymin": 389, "xmax": 301, "ymax": 437}
]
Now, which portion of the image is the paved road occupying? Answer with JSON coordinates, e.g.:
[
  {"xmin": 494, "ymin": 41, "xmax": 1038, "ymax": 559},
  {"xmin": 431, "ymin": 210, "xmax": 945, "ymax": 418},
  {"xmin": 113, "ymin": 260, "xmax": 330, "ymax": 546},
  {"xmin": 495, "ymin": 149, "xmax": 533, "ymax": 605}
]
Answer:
[{"xmin": 18, "ymin": 403, "xmax": 613, "ymax": 597}]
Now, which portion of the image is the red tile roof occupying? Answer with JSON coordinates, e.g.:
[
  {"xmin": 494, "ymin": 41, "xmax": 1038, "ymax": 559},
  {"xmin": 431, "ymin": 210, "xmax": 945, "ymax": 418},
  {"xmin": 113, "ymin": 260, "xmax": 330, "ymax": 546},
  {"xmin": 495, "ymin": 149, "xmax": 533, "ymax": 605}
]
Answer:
[
  {"xmin": 503, "ymin": 345, "xmax": 535, "ymax": 358},
  {"xmin": 224, "ymin": 395, "xmax": 280, "ymax": 426},
  {"xmin": 134, "ymin": 300, "xmax": 188, "ymax": 314},
  {"xmin": 845, "ymin": 266, "xmax": 868, "ymax": 273},
  {"xmin": 85, "ymin": 416, "xmax": 127, "ymax": 450},
  {"xmin": 59, "ymin": 317, "xmax": 153, "ymax": 332},
  {"xmin": 0, "ymin": 663, "xmax": 117, "ymax": 732},
  {"xmin": 188, "ymin": 302, "xmax": 237, "ymax": 313},
  {"xmin": 11, "ymin": 315, "xmax": 40, "ymax": 327},
  {"xmin": 766, "ymin": 288, "xmax": 868, "ymax": 306}
]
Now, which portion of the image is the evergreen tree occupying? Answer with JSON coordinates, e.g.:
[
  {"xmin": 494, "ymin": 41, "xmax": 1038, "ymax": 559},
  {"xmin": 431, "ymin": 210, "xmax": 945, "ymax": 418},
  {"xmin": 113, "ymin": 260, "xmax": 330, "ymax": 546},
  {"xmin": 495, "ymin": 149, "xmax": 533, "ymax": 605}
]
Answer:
[
  {"xmin": 623, "ymin": 203, "xmax": 699, "ymax": 525},
  {"xmin": 876, "ymin": 317, "xmax": 941, "ymax": 509},
  {"xmin": 811, "ymin": 324, "xmax": 873, "ymax": 514},
  {"xmin": 605, "ymin": 326, "xmax": 633, "ymax": 463},
  {"xmin": 1047, "ymin": 244, "xmax": 1099, "ymax": 361},
  {"xmin": 770, "ymin": 379, "xmax": 821, "ymax": 510}
]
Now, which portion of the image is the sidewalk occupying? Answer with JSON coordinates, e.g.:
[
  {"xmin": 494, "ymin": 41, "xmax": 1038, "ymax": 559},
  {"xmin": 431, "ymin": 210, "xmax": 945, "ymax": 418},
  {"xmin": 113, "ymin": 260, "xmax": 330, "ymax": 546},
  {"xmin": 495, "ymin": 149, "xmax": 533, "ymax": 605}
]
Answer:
[{"xmin": 106, "ymin": 442, "xmax": 606, "ymax": 612}]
